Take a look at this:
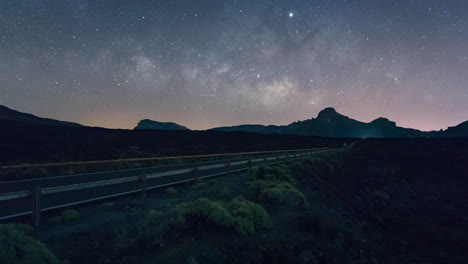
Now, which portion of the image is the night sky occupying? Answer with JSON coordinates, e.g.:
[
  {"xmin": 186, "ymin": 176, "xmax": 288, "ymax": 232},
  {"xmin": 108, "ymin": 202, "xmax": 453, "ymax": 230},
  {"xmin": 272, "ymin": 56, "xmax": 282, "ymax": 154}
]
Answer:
[{"xmin": 1, "ymin": 0, "xmax": 467, "ymax": 131}]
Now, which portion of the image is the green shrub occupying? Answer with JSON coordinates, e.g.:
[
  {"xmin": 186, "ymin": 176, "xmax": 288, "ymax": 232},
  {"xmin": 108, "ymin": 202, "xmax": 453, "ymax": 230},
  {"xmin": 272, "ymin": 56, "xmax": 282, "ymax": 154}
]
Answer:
[
  {"xmin": 147, "ymin": 210, "xmax": 164, "ymax": 225},
  {"xmin": 228, "ymin": 197, "xmax": 272, "ymax": 235},
  {"xmin": 282, "ymin": 188, "xmax": 309, "ymax": 207},
  {"xmin": 172, "ymin": 197, "xmax": 272, "ymax": 236},
  {"xmin": 249, "ymin": 179, "xmax": 308, "ymax": 207},
  {"xmin": 218, "ymin": 187, "xmax": 232, "ymax": 199},
  {"xmin": 249, "ymin": 202, "xmax": 273, "ymax": 230},
  {"xmin": 173, "ymin": 198, "xmax": 234, "ymax": 231},
  {"xmin": 252, "ymin": 165, "xmax": 296, "ymax": 185},
  {"xmin": 0, "ymin": 223, "xmax": 59, "ymax": 264},
  {"xmin": 209, "ymin": 179, "xmax": 218, "ymax": 184},
  {"xmin": 192, "ymin": 182, "xmax": 209, "ymax": 189},
  {"xmin": 61, "ymin": 209, "xmax": 80, "ymax": 222},
  {"xmin": 165, "ymin": 187, "xmax": 177, "ymax": 195},
  {"xmin": 259, "ymin": 188, "xmax": 284, "ymax": 204},
  {"xmin": 47, "ymin": 209, "xmax": 80, "ymax": 225},
  {"xmin": 111, "ymin": 223, "xmax": 160, "ymax": 252},
  {"xmin": 249, "ymin": 180, "xmax": 295, "ymax": 195},
  {"xmin": 47, "ymin": 216, "xmax": 62, "ymax": 225}
]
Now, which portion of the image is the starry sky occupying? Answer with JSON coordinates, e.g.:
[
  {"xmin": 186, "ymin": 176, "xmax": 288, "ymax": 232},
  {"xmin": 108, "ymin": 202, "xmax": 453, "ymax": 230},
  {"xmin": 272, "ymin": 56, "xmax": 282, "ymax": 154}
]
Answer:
[{"xmin": 1, "ymin": 0, "xmax": 467, "ymax": 131}]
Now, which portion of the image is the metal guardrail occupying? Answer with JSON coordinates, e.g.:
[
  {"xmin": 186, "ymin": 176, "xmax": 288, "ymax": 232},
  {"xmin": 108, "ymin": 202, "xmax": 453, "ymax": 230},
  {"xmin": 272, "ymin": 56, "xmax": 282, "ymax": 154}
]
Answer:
[
  {"xmin": 0, "ymin": 148, "xmax": 328, "ymax": 170},
  {"xmin": 0, "ymin": 148, "xmax": 337, "ymax": 225}
]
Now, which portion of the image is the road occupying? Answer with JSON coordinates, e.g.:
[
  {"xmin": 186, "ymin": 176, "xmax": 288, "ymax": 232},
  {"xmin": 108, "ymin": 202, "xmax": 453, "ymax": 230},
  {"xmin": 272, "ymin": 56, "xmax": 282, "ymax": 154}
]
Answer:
[{"xmin": 0, "ymin": 148, "xmax": 334, "ymax": 221}]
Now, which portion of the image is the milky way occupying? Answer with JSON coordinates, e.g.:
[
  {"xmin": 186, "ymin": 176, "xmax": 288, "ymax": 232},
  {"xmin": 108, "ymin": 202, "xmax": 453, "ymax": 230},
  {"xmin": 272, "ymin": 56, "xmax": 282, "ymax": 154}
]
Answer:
[{"xmin": 1, "ymin": 0, "xmax": 467, "ymax": 130}]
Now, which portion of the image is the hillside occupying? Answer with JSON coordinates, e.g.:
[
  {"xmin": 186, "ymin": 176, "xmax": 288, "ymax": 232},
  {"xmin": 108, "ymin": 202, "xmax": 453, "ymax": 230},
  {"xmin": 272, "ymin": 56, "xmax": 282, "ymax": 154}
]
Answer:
[{"xmin": 0, "ymin": 105, "xmax": 82, "ymax": 127}]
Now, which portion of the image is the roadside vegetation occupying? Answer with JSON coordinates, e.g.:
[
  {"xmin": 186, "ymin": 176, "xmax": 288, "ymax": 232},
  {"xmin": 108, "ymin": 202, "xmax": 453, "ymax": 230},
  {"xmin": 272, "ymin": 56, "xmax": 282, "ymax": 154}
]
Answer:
[
  {"xmin": 6, "ymin": 139, "xmax": 468, "ymax": 264},
  {"xmin": 0, "ymin": 223, "xmax": 59, "ymax": 264},
  {"xmin": 47, "ymin": 209, "xmax": 80, "ymax": 225},
  {"xmin": 248, "ymin": 164, "xmax": 308, "ymax": 207},
  {"xmin": 172, "ymin": 197, "xmax": 272, "ymax": 236}
]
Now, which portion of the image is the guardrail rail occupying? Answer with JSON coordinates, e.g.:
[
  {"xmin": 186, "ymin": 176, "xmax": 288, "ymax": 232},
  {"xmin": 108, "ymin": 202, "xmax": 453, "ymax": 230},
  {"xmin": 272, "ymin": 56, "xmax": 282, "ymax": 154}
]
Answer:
[{"xmin": 0, "ymin": 147, "xmax": 337, "ymax": 226}]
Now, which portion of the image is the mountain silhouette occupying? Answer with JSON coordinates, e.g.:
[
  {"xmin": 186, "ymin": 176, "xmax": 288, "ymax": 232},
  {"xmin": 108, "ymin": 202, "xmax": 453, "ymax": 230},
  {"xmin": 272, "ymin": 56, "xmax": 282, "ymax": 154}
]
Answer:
[
  {"xmin": 442, "ymin": 121, "xmax": 468, "ymax": 137},
  {"xmin": 134, "ymin": 119, "xmax": 190, "ymax": 131},
  {"xmin": 0, "ymin": 105, "xmax": 82, "ymax": 127},
  {"xmin": 212, "ymin": 107, "xmax": 437, "ymax": 138},
  {"xmin": 1, "ymin": 104, "xmax": 466, "ymax": 138}
]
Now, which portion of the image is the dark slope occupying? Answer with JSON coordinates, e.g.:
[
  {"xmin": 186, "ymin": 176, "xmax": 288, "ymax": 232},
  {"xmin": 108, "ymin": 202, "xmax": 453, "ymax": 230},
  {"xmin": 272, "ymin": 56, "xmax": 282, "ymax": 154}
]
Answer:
[
  {"xmin": 0, "ymin": 105, "xmax": 81, "ymax": 127},
  {"xmin": 0, "ymin": 119, "xmax": 351, "ymax": 165}
]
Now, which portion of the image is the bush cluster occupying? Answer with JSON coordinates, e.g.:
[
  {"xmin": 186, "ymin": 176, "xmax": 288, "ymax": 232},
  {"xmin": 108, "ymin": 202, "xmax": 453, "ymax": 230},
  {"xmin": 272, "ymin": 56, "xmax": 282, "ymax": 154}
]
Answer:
[
  {"xmin": 172, "ymin": 197, "xmax": 272, "ymax": 236},
  {"xmin": 165, "ymin": 187, "xmax": 178, "ymax": 195},
  {"xmin": 249, "ymin": 165, "xmax": 308, "ymax": 207},
  {"xmin": 0, "ymin": 223, "xmax": 59, "ymax": 264},
  {"xmin": 47, "ymin": 209, "xmax": 80, "ymax": 225},
  {"xmin": 218, "ymin": 187, "xmax": 233, "ymax": 200},
  {"xmin": 191, "ymin": 181, "xmax": 209, "ymax": 189},
  {"xmin": 252, "ymin": 164, "xmax": 297, "ymax": 185},
  {"xmin": 146, "ymin": 210, "xmax": 164, "ymax": 225}
]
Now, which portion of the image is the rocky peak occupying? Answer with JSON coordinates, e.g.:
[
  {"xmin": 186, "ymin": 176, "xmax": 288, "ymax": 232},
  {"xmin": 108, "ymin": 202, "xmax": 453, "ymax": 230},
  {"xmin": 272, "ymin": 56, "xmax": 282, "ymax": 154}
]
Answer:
[
  {"xmin": 316, "ymin": 107, "xmax": 343, "ymax": 119},
  {"xmin": 370, "ymin": 117, "xmax": 396, "ymax": 127}
]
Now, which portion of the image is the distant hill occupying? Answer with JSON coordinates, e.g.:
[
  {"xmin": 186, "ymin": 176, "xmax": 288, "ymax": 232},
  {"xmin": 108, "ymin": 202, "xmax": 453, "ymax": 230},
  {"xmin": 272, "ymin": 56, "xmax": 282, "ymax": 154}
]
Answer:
[
  {"xmin": 441, "ymin": 121, "xmax": 468, "ymax": 137},
  {"xmin": 0, "ymin": 105, "xmax": 82, "ymax": 127},
  {"xmin": 212, "ymin": 107, "xmax": 439, "ymax": 138},
  {"xmin": 134, "ymin": 119, "xmax": 190, "ymax": 131}
]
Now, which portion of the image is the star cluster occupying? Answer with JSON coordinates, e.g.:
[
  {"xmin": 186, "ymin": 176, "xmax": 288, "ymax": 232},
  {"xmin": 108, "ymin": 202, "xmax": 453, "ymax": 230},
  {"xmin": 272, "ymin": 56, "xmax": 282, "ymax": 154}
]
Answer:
[{"xmin": 0, "ymin": 0, "xmax": 467, "ymax": 130}]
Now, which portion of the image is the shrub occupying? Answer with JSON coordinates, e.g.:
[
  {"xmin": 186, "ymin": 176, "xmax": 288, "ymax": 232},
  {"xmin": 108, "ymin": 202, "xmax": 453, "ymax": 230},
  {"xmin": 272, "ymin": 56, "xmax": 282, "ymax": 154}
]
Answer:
[
  {"xmin": 173, "ymin": 198, "xmax": 234, "ymax": 231},
  {"xmin": 47, "ymin": 216, "xmax": 62, "ymax": 225},
  {"xmin": 252, "ymin": 165, "xmax": 296, "ymax": 185},
  {"xmin": 282, "ymin": 188, "xmax": 308, "ymax": 207},
  {"xmin": 228, "ymin": 197, "xmax": 272, "ymax": 235},
  {"xmin": 209, "ymin": 179, "xmax": 218, "ymax": 184},
  {"xmin": 192, "ymin": 182, "xmax": 209, "ymax": 189},
  {"xmin": 111, "ymin": 223, "xmax": 160, "ymax": 252},
  {"xmin": 172, "ymin": 197, "xmax": 272, "ymax": 236},
  {"xmin": 250, "ymin": 180, "xmax": 308, "ymax": 208},
  {"xmin": 259, "ymin": 188, "xmax": 284, "ymax": 204},
  {"xmin": 147, "ymin": 210, "xmax": 164, "ymax": 225},
  {"xmin": 165, "ymin": 187, "xmax": 177, "ymax": 195},
  {"xmin": 218, "ymin": 187, "xmax": 232, "ymax": 199},
  {"xmin": 47, "ymin": 209, "xmax": 80, "ymax": 225},
  {"xmin": 61, "ymin": 209, "xmax": 80, "ymax": 222},
  {"xmin": 0, "ymin": 223, "xmax": 59, "ymax": 264}
]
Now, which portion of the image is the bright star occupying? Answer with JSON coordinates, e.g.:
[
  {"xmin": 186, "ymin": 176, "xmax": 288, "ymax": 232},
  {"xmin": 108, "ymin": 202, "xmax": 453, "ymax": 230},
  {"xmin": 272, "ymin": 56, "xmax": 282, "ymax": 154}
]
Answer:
[{"xmin": 289, "ymin": 12, "xmax": 294, "ymax": 17}]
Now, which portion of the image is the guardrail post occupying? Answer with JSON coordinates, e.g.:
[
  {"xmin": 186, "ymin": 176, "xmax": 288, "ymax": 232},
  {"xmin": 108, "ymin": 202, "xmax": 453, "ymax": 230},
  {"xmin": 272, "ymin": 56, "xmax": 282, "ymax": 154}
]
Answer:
[
  {"xmin": 32, "ymin": 187, "xmax": 42, "ymax": 228},
  {"xmin": 248, "ymin": 160, "xmax": 252, "ymax": 170},
  {"xmin": 68, "ymin": 163, "xmax": 75, "ymax": 175},
  {"xmin": 225, "ymin": 162, "xmax": 231, "ymax": 175},
  {"xmin": 139, "ymin": 175, "xmax": 147, "ymax": 205},
  {"xmin": 192, "ymin": 167, "xmax": 199, "ymax": 180}
]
